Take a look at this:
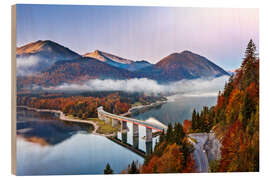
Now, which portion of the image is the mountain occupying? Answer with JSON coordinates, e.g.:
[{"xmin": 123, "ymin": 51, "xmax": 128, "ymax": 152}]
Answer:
[
  {"xmin": 16, "ymin": 40, "xmax": 81, "ymax": 59},
  {"xmin": 17, "ymin": 57, "xmax": 138, "ymax": 88},
  {"xmin": 16, "ymin": 40, "xmax": 230, "ymax": 88},
  {"xmin": 127, "ymin": 60, "xmax": 152, "ymax": 71},
  {"xmin": 139, "ymin": 50, "xmax": 229, "ymax": 82},
  {"xmin": 227, "ymin": 69, "xmax": 237, "ymax": 76},
  {"xmin": 16, "ymin": 40, "xmax": 81, "ymax": 76},
  {"xmin": 84, "ymin": 50, "xmax": 152, "ymax": 71},
  {"xmin": 84, "ymin": 50, "xmax": 133, "ymax": 64}
]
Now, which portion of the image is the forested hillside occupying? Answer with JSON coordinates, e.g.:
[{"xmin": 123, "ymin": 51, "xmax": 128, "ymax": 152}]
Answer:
[
  {"xmin": 190, "ymin": 39, "xmax": 259, "ymax": 172},
  {"xmin": 140, "ymin": 122, "xmax": 195, "ymax": 173},
  {"xmin": 138, "ymin": 39, "xmax": 259, "ymax": 173},
  {"xmin": 17, "ymin": 92, "xmax": 165, "ymax": 119}
]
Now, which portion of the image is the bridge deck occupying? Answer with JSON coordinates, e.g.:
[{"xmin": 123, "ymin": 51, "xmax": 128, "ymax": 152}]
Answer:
[{"xmin": 98, "ymin": 108, "xmax": 166, "ymax": 131}]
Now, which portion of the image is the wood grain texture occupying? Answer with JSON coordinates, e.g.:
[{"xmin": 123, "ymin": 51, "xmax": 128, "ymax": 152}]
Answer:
[{"xmin": 11, "ymin": 4, "xmax": 16, "ymax": 175}]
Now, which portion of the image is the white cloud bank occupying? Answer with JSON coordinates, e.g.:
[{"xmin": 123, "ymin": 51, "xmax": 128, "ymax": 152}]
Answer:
[
  {"xmin": 16, "ymin": 56, "xmax": 53, "ymax": 76},
  {"xmin": 41, "ymin": 76, "xmax": 229, "ymax": 96},
  {"xmin": 16, "ymin": 56, "xmax": 42, "ymax": 76}
]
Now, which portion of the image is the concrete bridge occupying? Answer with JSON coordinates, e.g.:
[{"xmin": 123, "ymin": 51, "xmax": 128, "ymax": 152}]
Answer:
[{"xmin": 97, "ymin": 106, "xmax": 167, "ymax": 144}]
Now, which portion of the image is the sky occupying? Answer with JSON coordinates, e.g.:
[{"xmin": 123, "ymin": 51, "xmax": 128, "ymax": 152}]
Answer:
[{"xmin": 16, "ymin": 4, "xmax": 259, "ymax": 70}]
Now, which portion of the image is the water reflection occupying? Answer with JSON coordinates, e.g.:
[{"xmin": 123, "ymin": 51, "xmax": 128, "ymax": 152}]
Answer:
[
  {"xmin": 17, "ymin": 134, "xmax": 144, "ymax": 175},
  {"xmin": 17, "ymin": 107, "xmax": 92, "ymax": 145},
  {"xmin": 16, "ymin": 108, "xmax": 144, "ymax": 175},
  {"xmin": 134, "ymin": 95, "xmax": 217, "ymax": 124},
  {"xmin": 116, "ymin": 122, "xmax": 159, "ymax": 154}
]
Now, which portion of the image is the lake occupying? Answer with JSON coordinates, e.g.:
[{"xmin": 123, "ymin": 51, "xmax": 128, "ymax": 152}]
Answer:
[
  {"xmin": 16, "ymin": 108, "xmax": 145, "ymax": 175},
  {"xmin": 133, "ymin": 95, "xmax": 217, "ymax": 125},
  {"xmin": 16, "ymin": 95, "xmax": 217, "ymax": 175}
]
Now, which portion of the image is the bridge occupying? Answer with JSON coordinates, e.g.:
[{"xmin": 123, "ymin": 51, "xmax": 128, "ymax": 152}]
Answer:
[{"xmin": 97, "ymin": 106, "xmax": 167, "ymax": 143}]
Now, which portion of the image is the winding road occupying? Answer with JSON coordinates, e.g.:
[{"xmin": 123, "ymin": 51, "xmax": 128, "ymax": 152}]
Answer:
[{"xmin": 188, "ymin": 133, "xmax": 209, "ymax": 173}]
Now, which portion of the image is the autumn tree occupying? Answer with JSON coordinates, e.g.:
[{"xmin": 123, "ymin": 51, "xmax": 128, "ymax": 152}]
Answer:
[
  {"xmin": 188, "ymin": 40, "xmax": 259, "ymax": 172},
  {"xmin": 141, "ymin": 122, "xmax": 195, "ymax": 173}
]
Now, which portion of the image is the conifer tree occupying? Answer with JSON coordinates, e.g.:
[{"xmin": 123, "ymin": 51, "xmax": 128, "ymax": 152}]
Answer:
[
  {"xmin": 104, "ymin": 163, "xmax": 113, "ymax": 174},
  {"xmin": 128, "ymin": 161, "xmax": 139, "ymax": 174},
  {"xmin": 191, "ymin": 109, "xmax": 197, "ymax": 130},
  {"xmin": 245, "ymin": 39, "xmax": 257, "ymax": 59},
  {"xmin": 241, "ymin": 39, "xmax": 257, "ymax": 89},
  {"xmin": 166, "ymin": 123, "xmax": 173, "ymax": 142}
]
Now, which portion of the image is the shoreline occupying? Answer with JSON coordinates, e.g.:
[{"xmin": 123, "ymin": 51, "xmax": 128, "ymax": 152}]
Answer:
[
  {"xmin": 121, "ymin": 99, "xmax": 168, "ymax": 117},
  {"xmin": 17, "ymin": 105, "xmax": 116, "ymax": 137},
  {"xmin": 17, "ymin": 97, "xmax": 168, "ymax": 137}
]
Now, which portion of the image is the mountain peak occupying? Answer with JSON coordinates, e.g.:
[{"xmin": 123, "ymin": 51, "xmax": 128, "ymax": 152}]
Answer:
[
  {"xmin": 167, "ymin": 51, "xmax": 195, "ymax": 57},
  {"xmin": 16, "ymin": 40, "xmax": 76, "ymax": 55},
  {"xmin": 181, "ymin": 50, "xmax": 194, "ymax": 54},
  {"xmin": 16, "ymin": 40, "xmax": 46, "ymax": 54},
  {"xmin": 153, "ymin": 51, "xmax": 230, "ymax": 81},
  {"xmin": 84, "ymin": 50, "xmax": 134, "ymax": 65},
  {"xmin": 84, "ymin": 50, "xmax": 106, "ymax": 62},
  {"xmin": 94, "ymin": 49, "xmax": 101, "ymax": 54},
  {"xmin": 16, "ymin": 40, "xmax": 81, "ymax": 60}
]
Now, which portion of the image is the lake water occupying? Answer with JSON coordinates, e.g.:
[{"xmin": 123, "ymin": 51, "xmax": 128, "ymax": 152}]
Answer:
[
  {"xmin": 16, "ymin": 95, "xmax": 216, "ymax": 175},
  {"xmin": 16, "ymin": 108, "xmax": 144, "ymax": 175},
  {"xmin": 133, "ymin": 95, "xmax": 217, "ymax": 125}
]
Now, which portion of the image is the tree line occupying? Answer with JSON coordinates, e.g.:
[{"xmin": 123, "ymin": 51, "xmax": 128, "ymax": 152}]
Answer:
[{"xmin": 190, "ymin": 39, "xmax": 259, "ymax": 172}]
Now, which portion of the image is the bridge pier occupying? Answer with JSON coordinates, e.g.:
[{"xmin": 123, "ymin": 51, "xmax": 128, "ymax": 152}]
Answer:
[
  {"xmin": 133, "ymin": 135, "xmax": 139, "ymax": 149},
  {"xmin": 112, "ymin": 119, "xmax": 118, "ymax": 127},
  {"xmin": 98, "ymin": 113, "xmax": 104, "ymax": 121},
  {"xmin": 146, "ymin": 141, "xmax": 153, "ymax": 155},
  {"xmin": 121, "ymin": 121, "xmax": 128, "ymax": 131},
  {"xmin": 96, "ymin": 106, "xmax": 168, "ymax": 157},
  {"xmin": 121, "ymin": 132, "xmax": 127, "ymax": 144},
  {"xmin": 97, "ymin": 107, "xmax": 104, "ymax": 120},
  {"xmin": 133, "ymin": 123, "xmax": 139, "ymax": 137},
  {"xmin": 146, "ymin": 127, "xmax": 152, "ymax": 142},
  {"xmin": 132, "ymin": 123, "xmax": 139, "ymax": 149},
  {"xmin": 105, "ymin": 117, "xmax": 110, "ymax": 124}
]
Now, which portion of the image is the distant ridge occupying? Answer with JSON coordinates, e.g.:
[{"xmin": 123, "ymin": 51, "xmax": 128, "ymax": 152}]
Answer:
[
  {"xmin": 84, "ymin": 50, "xmax": 152, "ymax": 71},
  {"xmin": 16, "ymin": 40, "xmax": 81, "ymax": 60},
  {"xmin": 17, "ymin": 57, "xmax": 139, "ymax": 88},
  {"xmin": 138, "ymin": 50, "xmax": 230, "ymax": 82},
  {"xmin": 16, "ymin": 40, "xmax": 82, "ymax": 76},
  {"xmin": 16, "ymin": 40, "xmax": 230, "ymax": 87},
  {"xmin": 84, "ymin": 50, "xmax": 133, "ymax": 64}
]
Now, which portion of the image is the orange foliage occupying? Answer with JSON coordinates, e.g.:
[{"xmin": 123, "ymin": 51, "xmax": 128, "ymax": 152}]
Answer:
[
  {"xmin": 141, "ymin": 143, "xmax": 195, "ymax": 173},
  {"xmin": 216, "ymin": 94, "xmax": 226, "ymax": 111},
  {"xmin": 246, "ymin": 82, "xmax": 259, "ymax": 103},
  {"xmin": 219, "ymin": 120, "xmax": 245, "ymax": 172},
  {"xmin": 17, "ymin": 93, "xmax": 130, "ymax": 118},
  {"xmin": 183, "ymin": 120, "xmax": 192, "ymax": 134},
  {"xmin": 226, "ymin": 88, "xmax": 242, "ymax": 114}
]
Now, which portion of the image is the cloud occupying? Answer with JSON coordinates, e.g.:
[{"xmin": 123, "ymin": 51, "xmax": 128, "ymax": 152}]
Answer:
[
  {"xmin": 41, "ymin": 76, "xmax": 229, "ymax": 96},
  {"xmin": 16, "ymin": 56, "xmax": 53, "ymax": 76},
  {"xmin": 17, "ymin": 56, "xmax": 41, "ymax": 68},
  {"xmin": 16, "ymin": 56, "xmax": 41, "ymax": 76}
]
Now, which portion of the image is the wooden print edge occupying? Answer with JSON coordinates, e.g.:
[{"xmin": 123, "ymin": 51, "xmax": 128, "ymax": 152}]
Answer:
[{"xmin": 11, "ymin": 4, "xmax": 17, "ymax": 175}]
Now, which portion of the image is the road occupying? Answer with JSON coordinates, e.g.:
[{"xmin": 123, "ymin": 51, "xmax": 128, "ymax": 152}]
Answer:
[
  {"xmin": 98, "ymin": 106, "xmax": 167, "ymax": 131},
  {"xmin": 188, "ymin": 133, "xmax": 209, "ymax": 173}
]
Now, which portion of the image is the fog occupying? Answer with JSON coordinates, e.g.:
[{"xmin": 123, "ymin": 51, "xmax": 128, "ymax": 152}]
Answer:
[
  {"xmin": 41, "ymin": 76, "xmax": 229, "ymax": 96},
  {"xmin": 16, "ymin": 56, "xmax": 53, "ymax": 76}
]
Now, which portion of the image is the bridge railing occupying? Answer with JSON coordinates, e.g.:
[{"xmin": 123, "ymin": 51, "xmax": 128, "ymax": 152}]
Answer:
[{"xmin": 97, "ymin": 106, "xmax": 166, "ymax": 131}]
